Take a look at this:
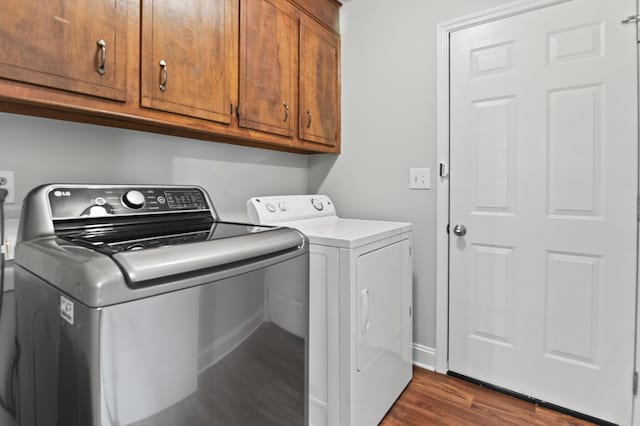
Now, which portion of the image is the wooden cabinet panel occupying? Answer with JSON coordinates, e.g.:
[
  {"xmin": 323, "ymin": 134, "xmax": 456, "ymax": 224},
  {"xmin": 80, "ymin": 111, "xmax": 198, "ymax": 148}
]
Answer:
[
  {"xmin": 0, "ymin": 0, "xmax": 128, "ymax": 101},
  {"xmin": 0, "ymin": 0, "xmax": 341, "ymax": 154},
  {"xmin": 141, "ymin": 0, "xmax": 233, "ymax": 124},
  {"xmin": 239, "ymin": 0, "xmax": 297, "ymax": 137},
  {"xmin": 289, "ymin": 0, "xmax": 340, "ymax": 33},
  {"xmin": 299, "ymin": 14, "xmax": 340, "ymax": 147}
]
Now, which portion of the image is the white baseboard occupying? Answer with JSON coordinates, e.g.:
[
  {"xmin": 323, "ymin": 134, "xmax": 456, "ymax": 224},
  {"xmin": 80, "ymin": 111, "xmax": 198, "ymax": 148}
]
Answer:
[{"xmin": 412, "ymin": 343, "xmax": 436, "ymax": 371}]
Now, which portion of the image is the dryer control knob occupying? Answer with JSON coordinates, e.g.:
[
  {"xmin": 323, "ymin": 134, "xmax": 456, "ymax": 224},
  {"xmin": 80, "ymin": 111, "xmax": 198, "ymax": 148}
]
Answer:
[
  {"xmin": 278, "ymin": 201, "xmax": 287, "ymax": 211},
  {"xmin": 123, "ymin": 190, "xmax": 146, "ymax": 209},
  {"xmin": 266, "ymin": 202, "xmax": 277, "ymax": 213},
  {"xmin": 311, "ymin": 198, "xmax": 324, "ymax": 211}
]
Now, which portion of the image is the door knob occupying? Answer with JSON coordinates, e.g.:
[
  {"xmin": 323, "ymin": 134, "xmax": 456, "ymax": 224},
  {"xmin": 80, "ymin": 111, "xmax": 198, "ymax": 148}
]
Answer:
[{"xmin": 453, "ymin": 224, "xmax": 467, "ymax": 236}]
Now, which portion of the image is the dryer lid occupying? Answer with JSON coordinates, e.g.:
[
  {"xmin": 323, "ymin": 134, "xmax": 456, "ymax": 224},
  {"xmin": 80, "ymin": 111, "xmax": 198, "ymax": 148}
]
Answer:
[{"xmin": 265, "ymin": 216, "xmax": 411, "ymax": 249}]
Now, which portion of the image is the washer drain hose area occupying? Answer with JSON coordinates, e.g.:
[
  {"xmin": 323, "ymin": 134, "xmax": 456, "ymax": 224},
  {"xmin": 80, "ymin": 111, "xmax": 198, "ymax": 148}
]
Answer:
[{"xmin": 0, "ymin": 187, "xmax": 6, "ymax": 327}]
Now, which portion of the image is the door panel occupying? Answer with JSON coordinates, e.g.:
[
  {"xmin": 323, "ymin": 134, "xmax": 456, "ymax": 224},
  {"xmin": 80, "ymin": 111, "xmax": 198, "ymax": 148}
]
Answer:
[
  {"xmin": 449, "ymin": 0, "xmax": 637, "ymax": 423},
  {"xmin": 548, "ymin": 85, "xmax": 602, "ymax": 216},
  {"xmin": 239, "ymin": 0, "xmax": 296, "ymax": 137},
  {"xmin": 0, "ymin": 0, "xmax": 127, "ymax": 101},
  {"xmin": 545, "ymin": 251, "xmax": 600, "ymax": 366},
  {"xmin": 141, "ymin": 0, "xmax": 232, "ymax": 124}
]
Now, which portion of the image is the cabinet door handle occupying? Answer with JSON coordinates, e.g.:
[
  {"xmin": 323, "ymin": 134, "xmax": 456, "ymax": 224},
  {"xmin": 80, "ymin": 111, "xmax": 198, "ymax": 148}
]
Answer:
[
  {"xmin": 282, "ymin": 102, "xmax": 289, "ymax": 122},
  {"xmin": 159, "ymin": 59, "xmax": 168, "ymax": 92},
  {"xmin": 306, "ymin": 110, "xmax": 312, "ymax": 128},
  {"xmin": 96, "ymin": 39, "xmax": 106, "ymax": 75}
]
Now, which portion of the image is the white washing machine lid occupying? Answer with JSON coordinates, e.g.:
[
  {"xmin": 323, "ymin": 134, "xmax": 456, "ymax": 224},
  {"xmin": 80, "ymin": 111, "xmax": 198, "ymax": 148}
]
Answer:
[{"xmin": 276, "ymin": 216, "xmax": 411, "ymax": 249}]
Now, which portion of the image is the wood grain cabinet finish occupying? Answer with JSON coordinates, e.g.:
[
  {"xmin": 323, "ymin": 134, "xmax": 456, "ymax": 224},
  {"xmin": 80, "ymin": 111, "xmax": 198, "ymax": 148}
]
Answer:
[
  {"xmin": 0, "ymin": 0, "xmax": 341, "ymax": 153},
  {"xmin": 239, "ymin": 0, "xmax": 297, "ymax": 137},
  {"xmin": 141, "ymin": 0, "xmax": 233, "ymax": 124},
  {"xmin": 0, "ymin": 0, "xmax": 128, "ymax": 101},
  {"xmin": 299, "ymin": 14, "xmax": 340, "ymax": 147}
]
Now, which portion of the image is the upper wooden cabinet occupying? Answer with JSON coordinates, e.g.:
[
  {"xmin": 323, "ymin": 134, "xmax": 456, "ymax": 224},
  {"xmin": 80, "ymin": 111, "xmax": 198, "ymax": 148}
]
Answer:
[
  {"xmin": 0, "ymin": 0, "xmax": 128, "ymax": 101},
  {"xmin": 239, "ymin": 0, "xmax": 297, "ymax": 137},
  {"xmin": 141, "ymin": 0, "xmax": 233, "ymax": 124},
  {"xmin": 0, "ymin": 0, "xmax": 341, "ymax": 154},
  {"xmin": 299, "ymin": 14, "xmax": 340, "ymax": 147}
]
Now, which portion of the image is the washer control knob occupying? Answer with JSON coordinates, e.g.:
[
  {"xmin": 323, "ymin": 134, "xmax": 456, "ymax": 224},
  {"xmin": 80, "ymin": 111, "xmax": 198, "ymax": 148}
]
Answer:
[
  {"xmin": 311, "ymin": 198, "xmax": 324, "ymax": 211},
  {"xmin": 266, "ymin": 202, "xmax": 277, "ymax": 213},
  {"xmin": 278, "ymin": 201, "xmax": 287, "ymax": 211},
  {"xmin": 122, "ymin": 190, "xmax": 146, "ymax": 209}
]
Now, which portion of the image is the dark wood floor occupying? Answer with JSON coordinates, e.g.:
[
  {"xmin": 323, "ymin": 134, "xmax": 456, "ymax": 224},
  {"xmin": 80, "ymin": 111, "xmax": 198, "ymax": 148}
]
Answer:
[{"xmin": 381, "ymin": 367, "xmax": 595, "ymax": 425}]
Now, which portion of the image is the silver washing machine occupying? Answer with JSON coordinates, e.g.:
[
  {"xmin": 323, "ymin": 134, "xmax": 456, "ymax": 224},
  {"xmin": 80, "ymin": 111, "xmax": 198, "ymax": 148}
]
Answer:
[{"xmin": 14, "ymin": 184, "xmax": 309, "ymax": 426}]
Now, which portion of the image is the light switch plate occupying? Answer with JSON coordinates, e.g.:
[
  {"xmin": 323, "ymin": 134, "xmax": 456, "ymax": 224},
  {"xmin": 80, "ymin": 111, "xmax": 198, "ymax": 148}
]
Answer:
[{"xmin": 409, "ymin": 168, "xmax": 430, "ymax": 190}]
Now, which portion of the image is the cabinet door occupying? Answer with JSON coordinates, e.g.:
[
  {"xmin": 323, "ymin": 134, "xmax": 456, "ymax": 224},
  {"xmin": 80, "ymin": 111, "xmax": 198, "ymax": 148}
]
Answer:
[
  {"xmin": 141, "ymin": 0, "xmax": 232, "ymax": 124},
  {"xmin": 239, "ymin": 0, "xmax": 296, "ymax": 137},
  {"xmin": 0, "ymin": 0, "xmax": 127, "ymax": 101},
  {"xmin": 299, "ymin": 15, "xmax": 340, "ymax": 146}
]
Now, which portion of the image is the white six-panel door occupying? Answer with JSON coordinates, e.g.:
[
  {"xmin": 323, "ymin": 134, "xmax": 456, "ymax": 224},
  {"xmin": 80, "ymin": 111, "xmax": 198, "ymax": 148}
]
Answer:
[{"xmin": 449, "ymin": 0, "xmax": 638, "ymax": 423}]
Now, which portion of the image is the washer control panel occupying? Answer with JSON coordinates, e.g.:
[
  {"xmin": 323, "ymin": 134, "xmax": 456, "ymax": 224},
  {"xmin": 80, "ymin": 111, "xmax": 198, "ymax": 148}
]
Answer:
[
  {"xmin": 247, "ymin": 195, "xmax": 336, "ymax": 224},
  {"xmin": 48, "ymin": 186, "xmax": 211, "ymax": 219}
]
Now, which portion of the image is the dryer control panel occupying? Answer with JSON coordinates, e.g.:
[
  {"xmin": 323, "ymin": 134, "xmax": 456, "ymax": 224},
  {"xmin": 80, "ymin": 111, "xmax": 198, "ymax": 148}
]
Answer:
[{"xmin": 247, "ymin": 195, "xmax": 337, "ymax": 224}]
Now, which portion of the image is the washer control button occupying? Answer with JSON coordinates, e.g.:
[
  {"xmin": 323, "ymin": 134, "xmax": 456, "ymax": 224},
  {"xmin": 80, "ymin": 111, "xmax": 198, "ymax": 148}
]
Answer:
[
  {"xmin": 94, "ymin": 197, "xmax": 106, "ymax": 206},
  {"xmin": 122, "ymin": 190, "xmax": 146, "ymax": 209},
  {"xmin": 157, "ymin": 196, "xmax": 166, "ymax": 204},
  {"xmin": 278, "ymin": 201, "xmax": 287, "ymax": 211},
  {"xmin": 88, "ymin": 206, "xmax": 108, "ymax": 216},
  {"xmin": 266, "ymin": 203, "xmax": 277, "ymax": 213},
  {"xmin": 311, "ymin": 198, "xmax": 324, "ymax": 211}
]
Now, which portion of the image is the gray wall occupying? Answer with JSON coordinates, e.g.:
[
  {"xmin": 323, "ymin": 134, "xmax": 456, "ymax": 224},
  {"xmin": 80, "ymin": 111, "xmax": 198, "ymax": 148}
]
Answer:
[
  {"xmin": 0, "ymin": 112, "xmax": 310, "ymax": 423},
  {"xmin": 310, "ymin": 0, "xmax": 517, "ymax": 353},
  {"xmin": 0, "ymin": 113, "xmax": 309, "ymax": 223},
  {"xmin": 0, "ymin": 0, "xmax": 523, "ymax": 420}
]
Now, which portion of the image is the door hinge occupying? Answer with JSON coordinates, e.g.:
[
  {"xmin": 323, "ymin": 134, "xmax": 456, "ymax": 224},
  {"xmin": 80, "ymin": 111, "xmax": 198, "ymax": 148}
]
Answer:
[
  {"xmin": 236, "ymin": 104, "xmax": 240, "ymax": 120},
  {"xmin": 633, "ymin": 371, "xmax": 638, "ymax": 395},
  {"xmin": 621, "ymin": 15, "xmax": 640, "ymax": 43},
  {"xmin": 446, "ymin": 224, "xmax": 450, "ymax": 234},
  {"xmin": 439, "ymin": 162, "xmax": 449, "ymax": 178},
  {"xmin": 622, "ymin": 14, "xmax": 640, "ymax": 24}
]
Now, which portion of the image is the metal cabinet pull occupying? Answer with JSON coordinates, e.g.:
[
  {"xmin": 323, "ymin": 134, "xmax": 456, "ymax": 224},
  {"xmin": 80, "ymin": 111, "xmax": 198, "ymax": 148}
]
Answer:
[
  {"xmin": 96, "ymin": 39, "xmax": 106, "ymax": 75},
  {"xmin": 159, "ymin": 59, "xmax": 168, "ymax": 92},
  {"xmin": 306, "ymin": 110, "xmax": 312, "ymax": 128},
  {"xmin": 282, "ymin": 102, "xmax": 289, "ymax": 122}
]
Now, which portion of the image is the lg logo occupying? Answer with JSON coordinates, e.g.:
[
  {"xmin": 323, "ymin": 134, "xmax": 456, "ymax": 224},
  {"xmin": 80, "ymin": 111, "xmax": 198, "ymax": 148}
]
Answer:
[{"xmin": 53, "ymin": 190, "xmax": 71, "ymax": 197}]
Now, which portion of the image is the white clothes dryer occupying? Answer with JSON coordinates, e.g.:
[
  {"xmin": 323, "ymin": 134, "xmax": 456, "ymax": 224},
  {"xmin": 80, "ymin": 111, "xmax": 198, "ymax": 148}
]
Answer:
[{"xmin": 247, "ymin": 195, "xmax": 413, "ymax": 426}]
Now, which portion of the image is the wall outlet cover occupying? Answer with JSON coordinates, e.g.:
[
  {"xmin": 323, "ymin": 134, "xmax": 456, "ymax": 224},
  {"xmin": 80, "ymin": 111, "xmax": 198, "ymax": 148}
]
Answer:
[{"xmin": 0, "ymin": 171, "xmax": 15, "ymax": 204}]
